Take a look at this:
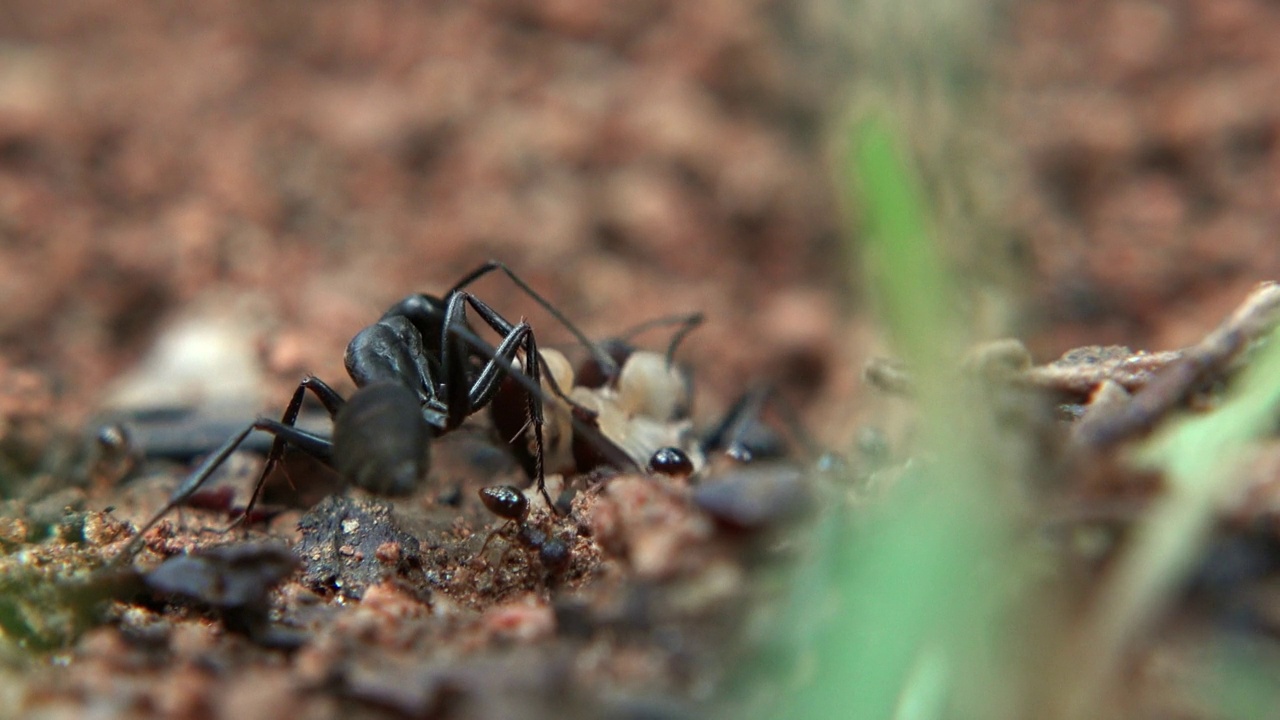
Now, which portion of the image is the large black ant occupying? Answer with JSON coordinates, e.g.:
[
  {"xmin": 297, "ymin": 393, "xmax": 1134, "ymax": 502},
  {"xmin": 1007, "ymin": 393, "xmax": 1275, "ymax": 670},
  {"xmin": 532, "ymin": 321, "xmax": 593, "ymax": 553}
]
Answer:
[{"xmin": 115, "ymin": 261, "xmax": 616, "ymax": 562}]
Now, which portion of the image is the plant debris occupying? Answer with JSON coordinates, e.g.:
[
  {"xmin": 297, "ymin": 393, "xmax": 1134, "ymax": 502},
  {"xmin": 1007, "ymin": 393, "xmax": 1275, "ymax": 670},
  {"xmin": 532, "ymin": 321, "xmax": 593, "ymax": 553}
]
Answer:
[
  {"xmin": 866, "ymin": 282, "xmax": 1280, "ymax": 449},
  {"xmin": 143, "ymin": 542, "xmax": 301, "ymax": 647}
]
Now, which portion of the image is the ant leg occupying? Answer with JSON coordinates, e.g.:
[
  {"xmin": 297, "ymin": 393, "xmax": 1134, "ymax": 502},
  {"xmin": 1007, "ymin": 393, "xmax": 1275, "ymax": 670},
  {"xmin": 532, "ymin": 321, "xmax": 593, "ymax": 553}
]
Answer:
[
  {"xmin": 479, "ymin": 521, "xmax": 516, "ymax": 556},
  {"xmin": 703, "ymin": 386, "xmax": 775, "ymax": 463},
  {"xmin": 239, "ymin": 377, "xmax": 346, "ymax": 527},
  {"xmin": 258, "ymin": 376, "xmax": 345, "ymax": 482},
  {"xmin": 441, "ymin": 296, "xmax": 559, "ymax": 511},
  {"xmin": 703, "ymin": 385, "xmax": 822, "ymax": 463},
  {"xmin": 445, "ymin": 291, "xmax": 592, "ymax": 416},
  {"xmin": 111, "ymin": 417, "xmax": 334, "ymax": 566},
  {"xmin": 436, "ymin": 291, "xmax": 532, "ymax": 428},
  {"xmin": 493, "ymin": 322, "xmax": 570, "ymax": 514},
  {"xmin": 448, "ymin": 322, "xmax": 639, "ymax": 473},
  {"xmin": 522, "ymin": 329, "xmax": 556, "ymax": 512},
  {"xmin": 447, "ymin": 260, "xmax": 618, "ymax": 380},
  {"xmin": 439, "ymin": 289, "xmax": 591, "ymax": 419}
]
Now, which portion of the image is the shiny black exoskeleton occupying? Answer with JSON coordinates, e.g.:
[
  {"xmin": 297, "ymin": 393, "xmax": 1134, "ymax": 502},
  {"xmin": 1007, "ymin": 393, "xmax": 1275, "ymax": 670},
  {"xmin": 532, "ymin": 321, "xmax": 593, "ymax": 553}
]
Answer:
[
  {"xmin": 477, "ymin": 485, "xmax": 571, "ymax": 573},
  {"xmin": 117, "ymin": 262, "xmax": 587, "ymax": 563}
]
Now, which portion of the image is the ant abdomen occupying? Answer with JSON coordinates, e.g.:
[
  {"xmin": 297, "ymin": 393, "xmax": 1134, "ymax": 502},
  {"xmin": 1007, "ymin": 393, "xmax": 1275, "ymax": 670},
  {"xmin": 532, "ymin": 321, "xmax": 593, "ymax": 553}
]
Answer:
[
  {"xmin": 333, "ymin": 382, "xmax": 430, "ymax": 496},
  {"xmin": 478, "ymin": 485, "xmax": 529, "ymax": 522}
]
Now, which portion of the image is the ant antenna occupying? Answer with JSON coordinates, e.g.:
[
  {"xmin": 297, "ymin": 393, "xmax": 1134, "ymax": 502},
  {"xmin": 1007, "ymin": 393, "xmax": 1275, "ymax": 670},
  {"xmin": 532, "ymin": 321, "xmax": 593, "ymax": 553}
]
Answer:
[
  {"xmin": 614, "ymin": 312, "xmax": 705, "ymax": 368},
  {"xmin": 710, "ymin": 384, "xmax": 823, "ymax": 464},
  {"xmin": 448, "ymin": 260, "xmax": 621, "ymax": 380}
]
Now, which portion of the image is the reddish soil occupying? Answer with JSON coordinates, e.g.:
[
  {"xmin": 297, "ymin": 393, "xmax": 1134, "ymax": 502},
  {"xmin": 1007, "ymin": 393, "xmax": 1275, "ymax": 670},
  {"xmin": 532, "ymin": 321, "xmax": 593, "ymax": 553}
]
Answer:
[
  {"xmin": 1006, "ymin": 0, "xmax": 1280, "ymax": 353},
  {"xmin": 1, "ymin": 0, "xmax": 1279, "ymax": 718}
]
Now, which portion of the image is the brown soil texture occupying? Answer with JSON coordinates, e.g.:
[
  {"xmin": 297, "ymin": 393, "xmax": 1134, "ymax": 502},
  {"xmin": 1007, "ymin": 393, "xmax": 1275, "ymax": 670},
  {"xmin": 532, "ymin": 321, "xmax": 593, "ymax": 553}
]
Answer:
[
  {"xmin": 0, "ymin": 0, "xmax": 1279, "ymax": 718},
  {"xmin": 1007, "ymin": 0, "xmax": 1280, "ymax": 353}
]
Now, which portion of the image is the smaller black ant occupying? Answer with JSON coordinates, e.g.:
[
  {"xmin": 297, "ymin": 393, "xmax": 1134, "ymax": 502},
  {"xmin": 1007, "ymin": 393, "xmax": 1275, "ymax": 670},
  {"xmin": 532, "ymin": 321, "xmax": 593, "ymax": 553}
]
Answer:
[{"xmin": 477, "ymin": 485, "xmax": 571, "ymax": 574}]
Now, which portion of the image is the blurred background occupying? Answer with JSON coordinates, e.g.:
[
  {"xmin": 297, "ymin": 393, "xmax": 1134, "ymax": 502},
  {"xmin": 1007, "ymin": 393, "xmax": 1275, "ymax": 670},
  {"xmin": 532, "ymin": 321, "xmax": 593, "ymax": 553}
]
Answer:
[
  {"xmin": 0, "ymin": 0, "xmax": 1275, "ymax": 430},
  {"xmin": 0, "ymin": 0, "xmax": 855, "ymax": 442},
  {"xmin": 1, "ymin": 0, "xmax": 1276, "ymax": 443},
  {"xmin": 5, "ymin": 1, "xmax": 1280, "ymax": 718}
]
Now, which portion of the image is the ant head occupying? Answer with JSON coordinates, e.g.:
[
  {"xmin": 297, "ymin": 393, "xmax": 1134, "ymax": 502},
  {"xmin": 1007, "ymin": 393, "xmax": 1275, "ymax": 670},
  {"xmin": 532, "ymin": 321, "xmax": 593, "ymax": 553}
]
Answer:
[
  {"xmin": 648, "ymin": 446, "xmax": 694, "ymax": 477},
  {"xmin": 538, "ymin": 536, "xmax": 571, "ymax": 573},
  {"xmin": 574, "ymin": 338, "xmax": 634, "ymax": 389},
  {"xmin": 478, "ymin": 485, "xmax": 529, "ymax": 522}
]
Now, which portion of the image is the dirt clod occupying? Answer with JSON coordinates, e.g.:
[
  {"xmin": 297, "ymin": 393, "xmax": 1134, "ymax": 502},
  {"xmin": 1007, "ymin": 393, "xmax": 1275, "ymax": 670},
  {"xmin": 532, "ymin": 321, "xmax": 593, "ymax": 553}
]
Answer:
[{"xmin": 296, "ymin": 495, "xmax": 426, "ymax": 601}]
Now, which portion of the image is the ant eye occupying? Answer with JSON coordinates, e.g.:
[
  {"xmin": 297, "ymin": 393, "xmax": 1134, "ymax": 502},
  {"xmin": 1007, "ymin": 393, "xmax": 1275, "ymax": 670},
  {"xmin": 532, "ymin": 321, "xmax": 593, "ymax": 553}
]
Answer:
[
  {"xmin": 478, "ymin": 485, "xmax": 529, "ymax": 521},
  {"xmin": 649, "ymin": 447, "xmax": 694, "ymax": 477}
]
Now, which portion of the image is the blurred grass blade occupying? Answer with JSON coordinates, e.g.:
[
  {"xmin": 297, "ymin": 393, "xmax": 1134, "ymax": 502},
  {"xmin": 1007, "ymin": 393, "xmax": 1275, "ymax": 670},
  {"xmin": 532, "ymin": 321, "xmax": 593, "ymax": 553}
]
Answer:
[
  {"xmin": 1067, "ymin": 326, "xmax": 1280, "ymax": 719},
  {"xmin": 783, "ymin": 114, "xmax": 1011, "ymax": 720},
  {"xmin": 849, "ymin": 118, "xmax": 959, "ymax": 377},
  {"xmin": 1200, "ymin": 643, "xmax": 1280, "ymax": 720}
]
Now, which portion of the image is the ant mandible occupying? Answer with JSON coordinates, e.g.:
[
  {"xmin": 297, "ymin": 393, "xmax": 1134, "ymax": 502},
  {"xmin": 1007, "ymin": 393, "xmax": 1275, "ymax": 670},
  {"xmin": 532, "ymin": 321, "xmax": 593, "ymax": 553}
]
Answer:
[{"xmin": 115, "ymin": 261, "xmax": 612, "ymax": 562}]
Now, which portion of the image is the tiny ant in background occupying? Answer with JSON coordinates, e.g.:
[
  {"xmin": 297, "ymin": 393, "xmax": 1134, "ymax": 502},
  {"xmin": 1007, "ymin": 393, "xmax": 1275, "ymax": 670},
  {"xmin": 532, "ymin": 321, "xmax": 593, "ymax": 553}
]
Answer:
[{"xmin": 477, "ymin": 485, "xmax": 571, "ymax": 574}]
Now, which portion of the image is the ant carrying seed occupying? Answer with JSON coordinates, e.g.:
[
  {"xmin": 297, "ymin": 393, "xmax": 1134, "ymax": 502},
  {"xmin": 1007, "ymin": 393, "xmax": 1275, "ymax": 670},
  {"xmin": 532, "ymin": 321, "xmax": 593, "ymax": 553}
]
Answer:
[
  {"xmin": 491, "ymin": 313, "xmax": 710, "ymax": 481},
  {"xmin": 477, "ymin": 485, "xmax": 571, "ymax": 574},
  {"xmin": 492, "ymin": 312, "xmax": 803, "ymax": 484},
  {"xmin": 112, "ymin": 261, "xmax": 616, "ymax": 564}
]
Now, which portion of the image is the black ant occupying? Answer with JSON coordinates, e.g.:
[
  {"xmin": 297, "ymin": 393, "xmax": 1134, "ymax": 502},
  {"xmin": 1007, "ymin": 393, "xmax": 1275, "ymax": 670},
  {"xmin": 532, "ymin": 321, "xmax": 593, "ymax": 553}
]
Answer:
[
  {"xmin": 114, "ymin": 261, "xmax": 614, "ymax": 562},
  {"xmin": 476, "ymin": 485, "xmax": 571, "ymax": 574}
]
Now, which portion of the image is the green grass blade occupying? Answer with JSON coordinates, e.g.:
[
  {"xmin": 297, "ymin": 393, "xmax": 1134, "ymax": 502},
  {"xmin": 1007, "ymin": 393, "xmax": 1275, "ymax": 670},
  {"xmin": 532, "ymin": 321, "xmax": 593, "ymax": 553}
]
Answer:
[
  {"xmin": 1067, "ymin": 327, "xmax": 1280, "ymax": 719},
  {"xmin": 782, "ymin": 113, "xmax": 1013, "ymax": 720}
]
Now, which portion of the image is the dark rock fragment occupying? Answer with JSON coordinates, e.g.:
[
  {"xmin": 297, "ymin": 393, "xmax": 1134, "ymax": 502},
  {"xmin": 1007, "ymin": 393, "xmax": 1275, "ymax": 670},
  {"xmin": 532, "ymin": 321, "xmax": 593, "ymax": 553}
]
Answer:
[
  {"xmin": 145, "ymin": 541, "xmax": 297, "ymax": 610},
  {"xmin": 296, "ymin": 495, "xmax": 426, "ymax": 600},
  {"xmin": 692, "ymin": 466, "xmax": 809, "ymax": 532},
  {"xmin": 143, "ymin": 541, "xmax": 299, "ymax": 646}
]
